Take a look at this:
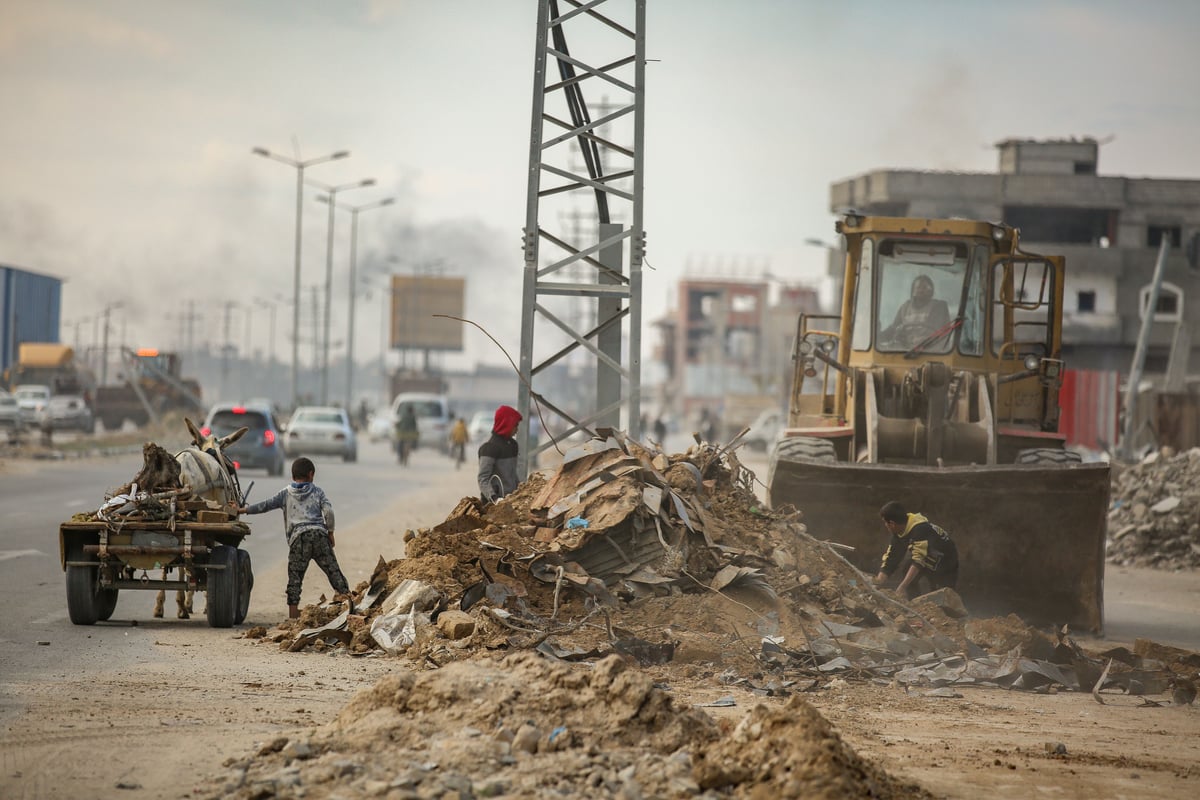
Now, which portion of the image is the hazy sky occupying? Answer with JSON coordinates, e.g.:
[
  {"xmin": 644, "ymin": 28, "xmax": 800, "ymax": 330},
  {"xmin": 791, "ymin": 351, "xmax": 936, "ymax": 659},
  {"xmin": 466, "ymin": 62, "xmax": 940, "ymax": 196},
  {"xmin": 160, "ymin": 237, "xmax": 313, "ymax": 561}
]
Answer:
[{"xmin": 2, "ymin": 0, "xmax": 1199, "ymax": 373}]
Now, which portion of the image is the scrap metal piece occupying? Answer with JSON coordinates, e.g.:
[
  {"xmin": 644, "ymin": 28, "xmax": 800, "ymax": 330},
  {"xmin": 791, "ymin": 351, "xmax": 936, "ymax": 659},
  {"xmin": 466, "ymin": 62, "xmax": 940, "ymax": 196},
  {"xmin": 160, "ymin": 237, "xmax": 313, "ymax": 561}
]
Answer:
[
  {"xmin": 710, "ymin": 565, "xmax": 778, "ymax": 602},
  {"xmin": 354, "ymin": 556, "xmax": 390, "ymax": 614},
  {"xmin": 290, "ymin": 609, "xmax": 351, "ymax": 652},
  {"xmin": 613, "ymin": 637, "xmax": 676, "ymax": 666}
]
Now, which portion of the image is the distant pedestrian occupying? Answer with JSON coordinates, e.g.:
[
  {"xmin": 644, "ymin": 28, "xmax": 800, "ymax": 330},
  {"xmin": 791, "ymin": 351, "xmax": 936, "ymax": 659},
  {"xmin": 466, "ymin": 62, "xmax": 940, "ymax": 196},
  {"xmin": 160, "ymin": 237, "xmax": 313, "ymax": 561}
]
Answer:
[
  {"xmin": 872, "ymin": 500, "xmax": 959, "ymax": 600},
  {"xmin": 652, "ymin": 416, "xmax": 667, "ymax": 445},
  {"xmin": 395, "ymin": 404, "xmax": 418, "ymax": 465},
  {"xmin": 449, "ymin": 416, "xmax": 469, "ymax": 469},
  {"xmin": 478, "ymin": 404, "xmax": 522, "ymax": 503},
  {"xmin": 235, "ymin": 457, "xmax": 349, "ymax": 619}
]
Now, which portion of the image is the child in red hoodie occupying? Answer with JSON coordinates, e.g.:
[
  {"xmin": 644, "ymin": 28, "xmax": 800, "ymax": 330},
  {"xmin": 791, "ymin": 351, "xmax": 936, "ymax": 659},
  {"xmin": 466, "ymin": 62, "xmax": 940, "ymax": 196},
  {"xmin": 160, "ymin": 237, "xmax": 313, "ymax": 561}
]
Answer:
[{"xmin": 477, "ymin": 404, "xmax": 522, "ymax": 502}]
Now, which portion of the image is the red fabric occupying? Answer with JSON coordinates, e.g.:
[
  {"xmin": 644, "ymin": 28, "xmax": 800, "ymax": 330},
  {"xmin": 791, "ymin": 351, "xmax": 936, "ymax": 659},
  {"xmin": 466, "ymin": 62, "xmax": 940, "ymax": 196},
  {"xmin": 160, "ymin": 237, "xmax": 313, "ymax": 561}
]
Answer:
[{"xmin": 493, "ymin": 405, "xmax": 523, "ymax": 437}]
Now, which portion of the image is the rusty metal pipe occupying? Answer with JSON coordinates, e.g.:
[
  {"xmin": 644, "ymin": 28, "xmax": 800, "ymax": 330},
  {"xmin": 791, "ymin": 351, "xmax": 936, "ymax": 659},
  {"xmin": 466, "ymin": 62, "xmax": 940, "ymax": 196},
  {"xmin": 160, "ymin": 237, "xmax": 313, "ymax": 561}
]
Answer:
[{"xmin": 83, "ymin": 545, "xmax": 211, "ymax": 556}]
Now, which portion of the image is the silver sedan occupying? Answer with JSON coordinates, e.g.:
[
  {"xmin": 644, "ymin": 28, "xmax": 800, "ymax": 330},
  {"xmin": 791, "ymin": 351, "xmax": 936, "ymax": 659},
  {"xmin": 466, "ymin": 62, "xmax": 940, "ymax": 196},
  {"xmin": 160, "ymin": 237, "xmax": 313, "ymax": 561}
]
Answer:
[{"xmin": 283, "ymin": 406, "xmax": 358, "ymax": 462}]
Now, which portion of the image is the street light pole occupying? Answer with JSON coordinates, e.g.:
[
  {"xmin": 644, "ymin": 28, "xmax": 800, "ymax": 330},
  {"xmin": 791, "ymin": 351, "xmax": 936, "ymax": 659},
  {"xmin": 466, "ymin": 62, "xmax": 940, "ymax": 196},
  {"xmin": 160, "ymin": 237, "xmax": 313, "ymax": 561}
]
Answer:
[
  {"xmin": 327, "ymin": 197, "xmax": 395, "ymax": 409},
  {"xmin": 251, "ymin": 145, "xmax": 350, "ymax": 409},
  {"xmin": 311, "ymin": 178, "xmax": 375, "ymax": 404}
]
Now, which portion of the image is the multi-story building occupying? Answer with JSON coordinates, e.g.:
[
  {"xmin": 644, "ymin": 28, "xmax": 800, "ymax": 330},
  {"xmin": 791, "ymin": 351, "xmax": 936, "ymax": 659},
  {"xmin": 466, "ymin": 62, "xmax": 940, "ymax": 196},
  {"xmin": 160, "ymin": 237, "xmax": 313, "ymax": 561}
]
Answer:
[
  {"xmin": 826, "ymin": 138, "xmax": 1200, "ymax": 377},
  {"xmin": 654, "ymin": 275, "xmax": 820, "ymax": 436}
]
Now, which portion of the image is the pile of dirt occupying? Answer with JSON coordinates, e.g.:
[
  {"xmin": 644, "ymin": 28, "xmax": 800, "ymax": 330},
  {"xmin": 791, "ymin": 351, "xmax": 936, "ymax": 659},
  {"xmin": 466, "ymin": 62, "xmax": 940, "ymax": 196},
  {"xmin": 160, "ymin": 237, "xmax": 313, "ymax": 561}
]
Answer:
[
  {"xmin": 1107, "ymin": 447, "xmax": 1200, "ymax": 569},
  {"xmin": 204, "ymin": 651, "xmax": 930, "ymax": 800}
]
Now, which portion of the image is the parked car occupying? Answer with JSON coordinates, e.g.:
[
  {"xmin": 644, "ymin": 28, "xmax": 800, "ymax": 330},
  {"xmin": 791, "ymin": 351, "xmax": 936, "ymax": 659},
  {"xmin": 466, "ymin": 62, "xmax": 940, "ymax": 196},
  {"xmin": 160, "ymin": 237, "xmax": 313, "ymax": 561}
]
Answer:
[
  {"xmin": 389, "ymin": 392, "xmax": 453, "ymax": 453},
  {"xmin": 44, "ymin": 394, "xmax": 95, "ymax": 433},
  {"xmin": 283, "ymin": 406, "xmax": 357, "ymax": 462},
  {"xmin": 0, "ymin": 390, "xmax": 24, "ymax": 440},
  {"xmin": 13, "ymin": 384, "xmax": 52, "ymax": 426},
  {"xmin": 366, "ymin": 411, "xmax": 394, "ymax": 443},
  {"xmin": 201, "ymin": 402, "xmax": 286, "ymax": 476},
  {"xmin": 468, "ymin": 410, "xmax": 493, "ymax": 442}
]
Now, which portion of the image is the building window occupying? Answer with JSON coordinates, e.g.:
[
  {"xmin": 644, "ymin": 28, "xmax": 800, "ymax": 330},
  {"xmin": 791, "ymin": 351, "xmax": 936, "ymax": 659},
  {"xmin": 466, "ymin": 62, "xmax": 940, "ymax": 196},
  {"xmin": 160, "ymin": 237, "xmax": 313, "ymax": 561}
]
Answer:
[
  {"xmin": 1077, "ymin": 291, "xmax": 1096, "ymax": 313},
  {"xmin": 1147, "ymin": 225, "xmax": 1182, "ymax": 248},
  {"xmin": 1139, "ymin": 281, "xmax": 1183, "ymax": 323},
  {"xmin": 1073, "ymin": 161, "xmax": 1096, "ymax": 175}
]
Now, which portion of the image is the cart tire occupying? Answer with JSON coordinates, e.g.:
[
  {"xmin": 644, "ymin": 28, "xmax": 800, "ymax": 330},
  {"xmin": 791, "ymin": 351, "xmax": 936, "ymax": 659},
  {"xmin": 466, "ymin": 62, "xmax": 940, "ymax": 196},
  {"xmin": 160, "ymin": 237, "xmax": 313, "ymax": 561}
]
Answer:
[
  {"xmin": 234, "ymin": 549, "xmax": 253, "ymax": 625},
  {"xmin": 205, "ymin": 545, "xmax": 239, "ymax": 628},
  {"xmin": 66, "ymin": 565, "xmax": 102, "ymax": 625},
  {"xmin": 97, "ymin": 588, "xmax": 119, "ymax": 621}
]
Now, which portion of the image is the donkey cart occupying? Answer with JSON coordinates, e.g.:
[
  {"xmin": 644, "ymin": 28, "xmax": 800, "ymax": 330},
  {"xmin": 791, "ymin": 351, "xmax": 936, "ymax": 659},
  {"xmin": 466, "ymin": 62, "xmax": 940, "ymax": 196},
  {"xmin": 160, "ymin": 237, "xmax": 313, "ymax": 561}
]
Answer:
[{"xmin": 59, "ymin": 516, "xmax": 253, "ymax": 629}]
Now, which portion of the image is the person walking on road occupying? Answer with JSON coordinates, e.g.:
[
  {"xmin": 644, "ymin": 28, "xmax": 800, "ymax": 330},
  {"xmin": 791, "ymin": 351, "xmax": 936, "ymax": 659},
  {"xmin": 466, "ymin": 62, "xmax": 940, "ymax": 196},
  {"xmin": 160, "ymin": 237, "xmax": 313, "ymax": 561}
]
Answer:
[
  {"xmin": 235, "ymin": 456, "xmax": 350, "ymax": 620},
  {"xmin": 394, "ymin": 404, "xmax": 418, "ymax": 466},
  {"xmin": 872, "ymin": 500, "xmax": 959, "ymax": 600},
  {"xmin": 449, "ymin": 416, "xmax": 469, "ymax": 469},
  {"xmin": 478, "ymin": 404, "xmax": 522, "ymax": 503}
]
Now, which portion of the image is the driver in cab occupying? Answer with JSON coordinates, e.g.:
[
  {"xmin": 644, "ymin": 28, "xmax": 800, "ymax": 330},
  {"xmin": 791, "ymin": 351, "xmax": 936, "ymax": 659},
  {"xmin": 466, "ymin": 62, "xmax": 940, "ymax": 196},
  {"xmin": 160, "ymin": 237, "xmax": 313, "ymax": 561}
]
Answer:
[{"xmin": 881, "ymin": 274, "xmax": 950, "ymax": 348}]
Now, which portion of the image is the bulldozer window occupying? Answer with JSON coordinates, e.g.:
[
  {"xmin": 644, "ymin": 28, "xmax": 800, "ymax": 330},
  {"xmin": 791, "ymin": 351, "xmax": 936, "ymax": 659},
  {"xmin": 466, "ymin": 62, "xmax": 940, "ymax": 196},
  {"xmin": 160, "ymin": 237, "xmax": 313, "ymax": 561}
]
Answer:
[
  {"xmin": 991, "ymin": 259, "xmax": 1053, "ymax": 359},
  {"xmin": 957, "ymin": 245, "xmax": 989, "ymax": 356},
  {"xmin": 875, "ymin": 240, "xmax": 968, "ymax": 354}
]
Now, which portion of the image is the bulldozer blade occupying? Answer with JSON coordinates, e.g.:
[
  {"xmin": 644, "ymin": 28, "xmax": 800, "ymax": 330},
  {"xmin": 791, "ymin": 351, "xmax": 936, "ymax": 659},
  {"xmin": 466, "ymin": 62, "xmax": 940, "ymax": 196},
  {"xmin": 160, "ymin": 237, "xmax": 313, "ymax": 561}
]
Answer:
[{"xmin": 768, "ymin": 459, "xmax": 1110, "ymax": 631}]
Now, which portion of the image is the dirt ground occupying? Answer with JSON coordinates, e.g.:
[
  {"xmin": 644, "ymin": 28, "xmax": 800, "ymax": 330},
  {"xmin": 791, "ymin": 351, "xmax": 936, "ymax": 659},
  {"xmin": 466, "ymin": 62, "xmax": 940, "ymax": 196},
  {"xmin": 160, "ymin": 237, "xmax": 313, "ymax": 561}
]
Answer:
[{"xmin": 2, "ymin": 455, "xmax": 1199, "ymax": 800}]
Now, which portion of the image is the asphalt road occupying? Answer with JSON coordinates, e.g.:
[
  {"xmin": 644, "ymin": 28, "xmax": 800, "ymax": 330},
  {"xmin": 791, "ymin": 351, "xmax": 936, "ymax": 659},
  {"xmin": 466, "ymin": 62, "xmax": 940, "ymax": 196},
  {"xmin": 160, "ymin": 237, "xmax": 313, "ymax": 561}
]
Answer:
[{"xmin": 0, "ymin": 437, "xmax": 445, "ymax": 685}]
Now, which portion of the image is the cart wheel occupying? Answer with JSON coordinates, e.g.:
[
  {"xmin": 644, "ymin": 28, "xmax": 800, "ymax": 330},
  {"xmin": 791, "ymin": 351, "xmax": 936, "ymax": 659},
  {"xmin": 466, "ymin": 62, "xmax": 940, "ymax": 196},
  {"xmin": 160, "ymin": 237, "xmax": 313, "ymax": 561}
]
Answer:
[
  {"xmin": 66, "ymin": 565, "xmax": 102, "ymax": 625},
  {"xmin": 97, "ymin": 588, "xmax": 119, "ymax": 621},
  {"xmin": 234, "ymin": 549, "xmax": 253, "ymax": 625},
  {"xmin": 205, "ymin": 545, "xmax": 239, "ymax": 628}
]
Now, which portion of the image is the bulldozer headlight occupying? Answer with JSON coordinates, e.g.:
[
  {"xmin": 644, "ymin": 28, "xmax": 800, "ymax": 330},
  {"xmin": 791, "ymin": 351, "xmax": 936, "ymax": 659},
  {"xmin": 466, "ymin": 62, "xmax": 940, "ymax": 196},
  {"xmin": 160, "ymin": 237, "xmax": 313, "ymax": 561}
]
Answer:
[
  {"xmin": 1023, "ymin": 354, "xmax": 1040, "ymax": 371},
  {"xmin": 820, "ymin": 338, "xmax": 836, "ymax": 353},
  {"xmin": 1045, "ymin": 361, "xmax": 1061, "ymax": 378},
  {"xmin": 798, "ymin": 339, "xmax": 815, "ymax": 355},
  {"xmin": 804, "ymin": 365, "xmax": 818, "ymax": 378},
  {"xmin": 992, "ymin": 225, "xmax": 1007, "ymax": 241}
]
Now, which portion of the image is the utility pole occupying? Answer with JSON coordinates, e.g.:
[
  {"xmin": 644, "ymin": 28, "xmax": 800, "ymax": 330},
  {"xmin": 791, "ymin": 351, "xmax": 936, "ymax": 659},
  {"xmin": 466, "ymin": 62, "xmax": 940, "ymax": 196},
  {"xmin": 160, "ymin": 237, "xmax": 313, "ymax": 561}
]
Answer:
[
  {"xmin": 517, "ymin": 0, "xmax": 647, "ymax": 477},
  {"xmin": 1118, "ymin": 238, "xmax": 1171, "ymax": 461}
]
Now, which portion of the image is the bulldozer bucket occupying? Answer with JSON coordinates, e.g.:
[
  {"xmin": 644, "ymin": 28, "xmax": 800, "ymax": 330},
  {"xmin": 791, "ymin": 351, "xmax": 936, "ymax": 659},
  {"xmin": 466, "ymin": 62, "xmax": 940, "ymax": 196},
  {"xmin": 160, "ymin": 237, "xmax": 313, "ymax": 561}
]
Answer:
[{"xmin": 768, "ymin": 458, "xmax": 1110, "ymax": 631}]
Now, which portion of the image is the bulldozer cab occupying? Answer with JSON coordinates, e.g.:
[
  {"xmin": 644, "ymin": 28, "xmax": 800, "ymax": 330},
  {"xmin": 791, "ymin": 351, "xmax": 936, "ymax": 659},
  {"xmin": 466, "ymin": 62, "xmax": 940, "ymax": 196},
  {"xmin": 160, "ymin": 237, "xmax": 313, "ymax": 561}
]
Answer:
[{"xmin": 791, "ymin": 216, "xmax": 1067, "ymax": 449}]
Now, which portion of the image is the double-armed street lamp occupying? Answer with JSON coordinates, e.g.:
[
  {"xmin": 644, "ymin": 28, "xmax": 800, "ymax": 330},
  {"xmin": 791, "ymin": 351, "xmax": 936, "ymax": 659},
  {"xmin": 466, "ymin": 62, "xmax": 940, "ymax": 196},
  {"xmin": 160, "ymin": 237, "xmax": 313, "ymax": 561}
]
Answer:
[
  {"xmin": 319, "ymin": 195, "xmax": 396, "ymax": 409},
  {"xmin": 251, "ymin": 145, "xmax": 350, "ymax": 409},
  {"xmin": 309, "ymin": 178, "xmax": 376, "ymax": 404}
]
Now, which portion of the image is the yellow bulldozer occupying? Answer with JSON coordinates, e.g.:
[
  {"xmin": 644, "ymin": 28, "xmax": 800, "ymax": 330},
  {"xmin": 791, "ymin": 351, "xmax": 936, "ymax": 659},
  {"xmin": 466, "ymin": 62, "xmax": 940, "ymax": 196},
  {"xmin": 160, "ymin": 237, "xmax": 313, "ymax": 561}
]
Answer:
[{"xmin": 767, "ymin": 213, "xmax": 1110, "ymax": 630}]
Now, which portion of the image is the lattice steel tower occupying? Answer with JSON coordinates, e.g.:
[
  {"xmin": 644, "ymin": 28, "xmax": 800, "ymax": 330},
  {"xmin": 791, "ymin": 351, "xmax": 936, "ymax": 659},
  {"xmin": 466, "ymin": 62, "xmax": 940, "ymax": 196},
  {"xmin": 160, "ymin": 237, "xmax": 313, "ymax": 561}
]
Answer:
[{"xmin": 518, "ymin": 0, "xmax": 647, "ymax": 476}]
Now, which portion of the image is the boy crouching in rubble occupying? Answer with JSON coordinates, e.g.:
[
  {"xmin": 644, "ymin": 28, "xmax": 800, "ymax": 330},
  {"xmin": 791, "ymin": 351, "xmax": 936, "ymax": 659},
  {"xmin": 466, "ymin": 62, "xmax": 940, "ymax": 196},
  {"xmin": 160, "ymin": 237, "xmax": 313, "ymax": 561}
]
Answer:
[{"xmin": 235, "ymin": 456, "xmax": 350, "ymax": 619}]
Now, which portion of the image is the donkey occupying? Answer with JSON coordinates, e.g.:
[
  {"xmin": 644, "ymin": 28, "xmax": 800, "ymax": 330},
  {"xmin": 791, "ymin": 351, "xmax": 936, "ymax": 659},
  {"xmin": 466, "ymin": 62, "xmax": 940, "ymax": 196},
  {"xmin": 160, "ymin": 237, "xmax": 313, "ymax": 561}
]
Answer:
[{"xmin": 153, "ymin": 418, "xmax": 248, "ymax": 619}]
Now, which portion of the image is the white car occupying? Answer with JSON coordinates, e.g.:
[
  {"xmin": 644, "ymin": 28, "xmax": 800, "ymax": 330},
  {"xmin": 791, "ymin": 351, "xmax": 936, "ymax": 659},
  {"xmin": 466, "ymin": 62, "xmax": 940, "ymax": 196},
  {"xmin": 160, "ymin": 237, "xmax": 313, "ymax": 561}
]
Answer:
[
  {"xmin": 468, "ymin": 410, "xmax": 493, "ymax": 442},
  {"xmin": 283, "ymin": 406, "xmax": 358, "ymax": 462},
  {"xmin": 0, "ymin": 390, "xmax": 24, "ymax": 439},
  {"xmin": 366, "ymin": 411, "xmax": 394, "ymax": 443},
  {"xmin": 13, "ymin": 384, "xmax": 52, "ymax": 426}
]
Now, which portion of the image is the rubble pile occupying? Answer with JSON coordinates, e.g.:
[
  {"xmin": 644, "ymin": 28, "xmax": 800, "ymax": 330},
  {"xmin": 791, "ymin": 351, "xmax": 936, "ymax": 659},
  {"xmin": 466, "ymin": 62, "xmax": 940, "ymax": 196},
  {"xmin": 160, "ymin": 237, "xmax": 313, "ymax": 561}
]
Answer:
[
  {"xmin": 207, "ymin": 651, "xmax": 931, "ymax": 800},
  {"xmin": 1107, "ymin": 447, "xmax": 1200, "ymax": 570},
  {"xmin": 251, "ymin": 433, "xmax": 1195, "ymax": 696}
]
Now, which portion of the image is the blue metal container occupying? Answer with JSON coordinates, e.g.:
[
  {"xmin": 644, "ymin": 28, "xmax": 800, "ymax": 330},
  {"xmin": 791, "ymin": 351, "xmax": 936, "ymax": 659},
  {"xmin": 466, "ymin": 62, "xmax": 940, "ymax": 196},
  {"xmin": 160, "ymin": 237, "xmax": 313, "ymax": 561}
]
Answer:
[{"xmin": 1, "ymin": 264, "xmax": 63, "ymax": 374}]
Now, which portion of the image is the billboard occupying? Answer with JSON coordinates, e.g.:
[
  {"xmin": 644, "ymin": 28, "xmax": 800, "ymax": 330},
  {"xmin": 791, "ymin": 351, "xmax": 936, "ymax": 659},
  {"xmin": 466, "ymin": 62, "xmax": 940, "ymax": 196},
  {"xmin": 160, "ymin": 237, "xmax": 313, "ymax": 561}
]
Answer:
[{"xmin": 390, "ymin": 275, "xmax": 465, "ymax": 351}]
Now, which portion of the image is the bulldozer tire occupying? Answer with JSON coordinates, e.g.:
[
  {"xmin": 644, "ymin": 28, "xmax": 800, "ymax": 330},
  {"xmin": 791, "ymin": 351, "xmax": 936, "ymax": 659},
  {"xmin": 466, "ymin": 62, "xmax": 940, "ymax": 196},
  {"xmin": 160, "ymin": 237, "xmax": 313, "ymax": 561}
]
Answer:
[
  {"xmin": 773, "ymin": 436, "xmax": 837, "ymax": 464},
  {"xmin": 1015, "ymin": 448, "xmax": 1082, "ymax": 465},
  {"xmin": 66, "ymin": 565, "xmax": 102, "ymax": 625},
  {"xmin": 234, "ymin": 549, "xmax": 253, "ymax": 625},
  {"xmin": 97, "ymin": 588, "xmax": 119, "ymax": 621},
  {"xmin": 205, "ymin": 545, "xmax": 239, "ymax": 628}
]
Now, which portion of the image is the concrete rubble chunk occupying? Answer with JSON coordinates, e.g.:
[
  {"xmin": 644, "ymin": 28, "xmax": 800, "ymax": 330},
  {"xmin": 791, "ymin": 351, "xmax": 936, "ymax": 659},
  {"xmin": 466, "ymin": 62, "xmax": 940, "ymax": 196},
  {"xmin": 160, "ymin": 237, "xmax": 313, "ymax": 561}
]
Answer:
[
  {"xmin": 436, "ymin": 610, "xmax": 476, "ymax": 640},
  {"xmin": 915, "ymin": 587, "xmax": 969, "ymax": 618}
]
